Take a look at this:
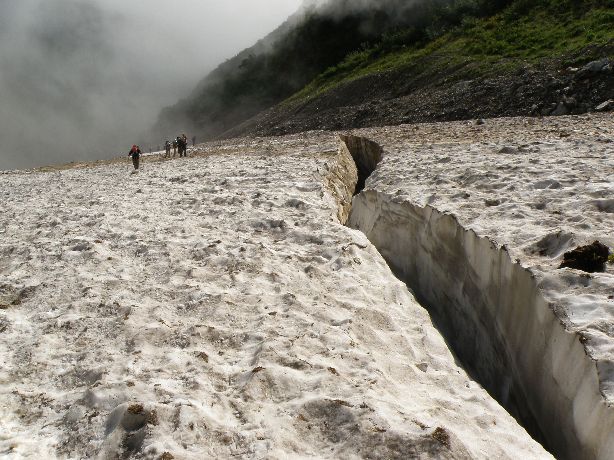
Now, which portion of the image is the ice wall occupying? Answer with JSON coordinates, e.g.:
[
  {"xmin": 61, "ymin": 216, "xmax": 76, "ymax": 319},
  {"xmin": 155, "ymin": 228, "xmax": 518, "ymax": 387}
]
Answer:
[
  {"xmin": 338, "ymin": 135, "xmax": 382, "ymax": 195},
  {"xmin": 323, "ymin": 143, "xmax": 358, "ymax": 224},
  {"xmin": 340, "ymin": 135, "xmax": 614, "ymax": 460}
]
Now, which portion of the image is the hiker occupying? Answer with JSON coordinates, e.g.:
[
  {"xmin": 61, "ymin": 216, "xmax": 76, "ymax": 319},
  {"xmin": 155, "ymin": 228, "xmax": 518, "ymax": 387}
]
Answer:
[
  {"xmin": 172, "ymin": 138, "xmax": 178, "ymax": 156},
  {"xmin": 164, "ymin": 140, "xmax": 171, "ymax": 158},
  {"xmin": 181, "ymin": 133, "xmax": 188, "ymax": 157},
  {"xmin": 176, "ymin": 136, "xmax": 182, "ymax": 157},
  {"xmin": 128, "ymin": 144, "xmax": 142, "ymax": 170},
  {"xmin": 177, "ymin": 135, "xmax": 187, "ymax": 157}
]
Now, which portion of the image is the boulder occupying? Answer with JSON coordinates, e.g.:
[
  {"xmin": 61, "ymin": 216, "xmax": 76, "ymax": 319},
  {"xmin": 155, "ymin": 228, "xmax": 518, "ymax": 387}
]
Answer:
[
  {"xmin": 579, "ymin": 58, "xmax": 610, "ymax": 76},
  {"xmin": 559, "ymin": 241, "xmax": 610, "ymax": 273}
]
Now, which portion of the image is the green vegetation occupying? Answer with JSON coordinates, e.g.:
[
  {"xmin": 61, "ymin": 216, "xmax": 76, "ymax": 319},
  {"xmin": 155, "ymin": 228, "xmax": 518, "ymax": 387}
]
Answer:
[
  {"xmin": 288, "ymin": 0, "xmax": 614, "ymax": 104},
  {"xmin": 608, "ymin": 253, "xmax": 614, "ymax": 265}
]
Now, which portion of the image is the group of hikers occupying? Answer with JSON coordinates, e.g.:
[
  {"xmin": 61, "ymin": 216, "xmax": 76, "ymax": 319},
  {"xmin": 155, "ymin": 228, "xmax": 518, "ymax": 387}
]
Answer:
[
  {"xmin": 128, "ymin": 134, "xmax": 196, "ymax": 170},
  {"xmin": 164, "ymin": 134, "xmax": 189, "ymax": 158}
]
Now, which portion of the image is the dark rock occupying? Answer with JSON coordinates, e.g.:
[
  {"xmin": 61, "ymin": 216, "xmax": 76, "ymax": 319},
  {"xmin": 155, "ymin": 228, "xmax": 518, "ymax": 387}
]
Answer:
[
  {"xmin": 578, "ymin": 58, "xmax": 610, "ymax": 77},
  {"xmin": 547, "ymin": 101, "xmax": 558, "ymax": 112},
  {"xmin": 559, "ymin": 241, "xmax": 610, "ymax": 273},
  {"xmin": 72, "ymin": 242, "xmax": 92, "ymax": 252},
  {"xmin": 593, "ymin": 199, "xmax": 614, "ymax": 213},
  {"xmin": 498, "ymin": 146, "xmax": 518, "ymax": 154}
]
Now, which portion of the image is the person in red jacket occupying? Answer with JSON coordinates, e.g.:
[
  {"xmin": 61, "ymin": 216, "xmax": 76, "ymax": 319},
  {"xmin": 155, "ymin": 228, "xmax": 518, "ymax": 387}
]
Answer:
[{"xmin": 128, "ymin": 145, "xmax": 142, "ymax": 170}]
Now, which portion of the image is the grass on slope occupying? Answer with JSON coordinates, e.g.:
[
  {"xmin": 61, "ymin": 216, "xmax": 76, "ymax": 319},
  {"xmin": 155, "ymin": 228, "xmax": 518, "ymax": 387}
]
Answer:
[{"xmin": 286, "ymin": 1, "xmax": 614, "ymax": 104}]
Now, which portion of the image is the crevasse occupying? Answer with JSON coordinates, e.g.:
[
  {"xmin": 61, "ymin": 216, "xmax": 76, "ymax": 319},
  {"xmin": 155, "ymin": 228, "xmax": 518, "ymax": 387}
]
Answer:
[{"xmin": 336, "ymin": 134, "xmax": 614, "ymax": 460}]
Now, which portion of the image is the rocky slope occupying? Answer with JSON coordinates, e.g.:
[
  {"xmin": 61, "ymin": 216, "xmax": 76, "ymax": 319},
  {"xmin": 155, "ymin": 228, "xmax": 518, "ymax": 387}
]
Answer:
[
  {"xmin": 154, "ymin": 0, "xmax": 614, "ymax": 145},
  {"xmin": 223, "ymin": 54, "xmax": 614, "ymax": 139}
]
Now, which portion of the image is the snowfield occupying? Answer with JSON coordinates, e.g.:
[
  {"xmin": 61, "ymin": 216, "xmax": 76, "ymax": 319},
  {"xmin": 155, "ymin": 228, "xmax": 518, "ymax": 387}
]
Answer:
[
  {"xmin": 0, "ymin": 114, "xmax": 611, "ymax": 459},
  {"xmin": 0, "ymin": 130, "xmax": 550, "ymax": 459}
]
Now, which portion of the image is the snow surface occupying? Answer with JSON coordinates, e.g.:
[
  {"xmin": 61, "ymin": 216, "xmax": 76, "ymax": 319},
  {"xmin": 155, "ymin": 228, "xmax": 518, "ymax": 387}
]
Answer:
[
  {"xmin": 353, "ymin": 114, "xmax": 614, "ymax": 371},
  {"xmin": 0, "ymin": 133, "xmax": 551, "ymax": 458},
  {"xmin": 347, "ymin": 113, "xmax": 614, "ymax": 459}
]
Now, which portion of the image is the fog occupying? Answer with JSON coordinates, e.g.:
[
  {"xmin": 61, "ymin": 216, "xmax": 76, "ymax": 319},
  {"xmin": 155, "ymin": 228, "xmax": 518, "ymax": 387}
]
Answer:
[{"xmin": 0, "ymin": 0, "xmax": 302, "ymax": 170}]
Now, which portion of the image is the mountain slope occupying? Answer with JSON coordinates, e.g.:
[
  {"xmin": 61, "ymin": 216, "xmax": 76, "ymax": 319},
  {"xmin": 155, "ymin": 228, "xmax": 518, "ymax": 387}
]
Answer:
[
  {"xmin": 154, "ymin": 0, "xmax": 614, "ymax": 141},
  {"xmin": 153, "ymin": 0, "xmax": 486, "ymax": 138}
]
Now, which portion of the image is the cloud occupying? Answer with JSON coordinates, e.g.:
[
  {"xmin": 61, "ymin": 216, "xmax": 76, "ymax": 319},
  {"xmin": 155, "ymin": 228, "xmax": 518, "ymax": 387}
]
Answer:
[{"xmin": 0, "ymin": 0, "xmax": 302, "ymax": 170}]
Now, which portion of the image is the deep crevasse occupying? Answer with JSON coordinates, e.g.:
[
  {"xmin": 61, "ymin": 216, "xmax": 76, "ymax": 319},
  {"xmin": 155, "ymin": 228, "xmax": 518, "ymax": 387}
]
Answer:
[{"xmin": 340, "ymin": 135, "xmax": 614, "ymax": 460}]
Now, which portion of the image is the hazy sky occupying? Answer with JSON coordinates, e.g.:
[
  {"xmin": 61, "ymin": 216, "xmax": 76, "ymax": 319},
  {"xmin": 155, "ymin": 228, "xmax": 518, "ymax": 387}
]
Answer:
[{"xmin": 0, "ymin": 0, "xmax": 303, "ymax": 170}]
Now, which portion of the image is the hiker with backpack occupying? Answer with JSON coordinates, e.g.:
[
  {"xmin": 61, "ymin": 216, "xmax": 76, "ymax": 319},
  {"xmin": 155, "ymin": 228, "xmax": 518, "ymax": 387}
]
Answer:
[
  {"xmin": 181, "ymin": 133, "xmax": 188, "ymax": 157},
  {"xmin": 176, "ymin": 136, "xmax": 182, "ymax": 157},
  {"xmin": 177, "ymin": 135, "xmax": 188, "ymax": 157},
  {"xmin": 172, "ymin": 138, "xmax": 178, "ymax": 156},
  {"xmin": 128, "ymin": 144, "xmax": 142, "ymax": 170},
  {"xmin": 164, "ymin": 140, "xmax": 171, "ymax": 158}
]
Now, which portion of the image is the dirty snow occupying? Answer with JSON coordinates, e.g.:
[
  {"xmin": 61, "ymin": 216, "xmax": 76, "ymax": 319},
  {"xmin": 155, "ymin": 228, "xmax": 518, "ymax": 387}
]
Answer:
[{"xmin": 0, "ymin": 133, "xmax": 550, "ymax": 458}]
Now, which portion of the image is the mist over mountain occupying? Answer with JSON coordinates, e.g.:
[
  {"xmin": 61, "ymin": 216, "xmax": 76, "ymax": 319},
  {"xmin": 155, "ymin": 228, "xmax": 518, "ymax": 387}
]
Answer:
[
  {"xmin": 155, "ymin": 0, "xmax": 613, "ymax": 142},
  {"xmin": 152, "ymin": 0, "xmax": 504, "ymax": 139},
  {"xmin": 0, "ymin": 0, "xmax": 301, "ymax": 170}
]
